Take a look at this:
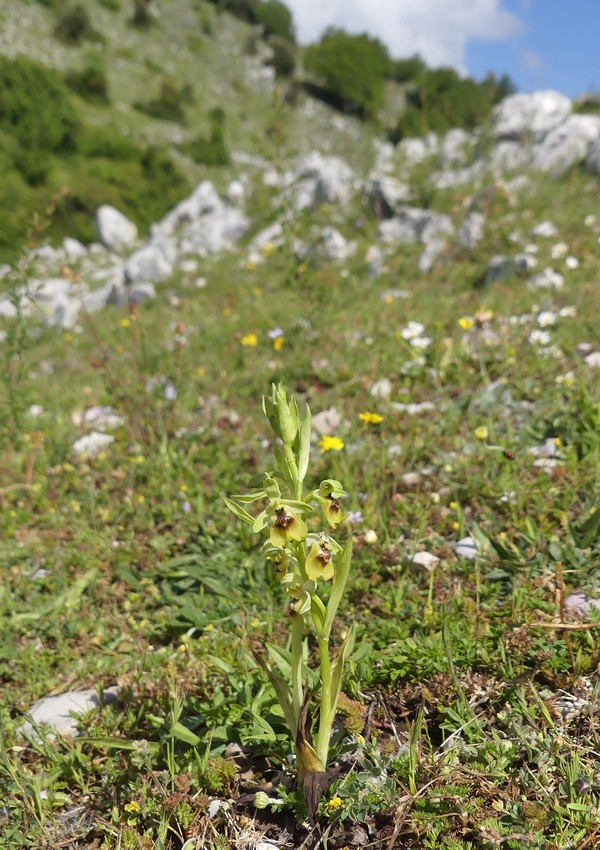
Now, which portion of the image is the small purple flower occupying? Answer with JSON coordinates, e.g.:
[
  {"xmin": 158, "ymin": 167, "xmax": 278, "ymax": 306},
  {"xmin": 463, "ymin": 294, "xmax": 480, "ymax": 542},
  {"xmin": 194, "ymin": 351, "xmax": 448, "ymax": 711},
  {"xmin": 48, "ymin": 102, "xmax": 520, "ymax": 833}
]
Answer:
[
  {"xmin": 354, "ymin": 217, "xmax": 364, "ymax": 228},
  {"xmin": 347, "ymin": 510, "xmax": 364, "ymax": 524},
  {"xmin": 268, "ymin": 327, "xmax": 285, "ymax": 340},
  {"xmin": 182, "ymin": 501, "xmax": 192, "ymax": 513}
]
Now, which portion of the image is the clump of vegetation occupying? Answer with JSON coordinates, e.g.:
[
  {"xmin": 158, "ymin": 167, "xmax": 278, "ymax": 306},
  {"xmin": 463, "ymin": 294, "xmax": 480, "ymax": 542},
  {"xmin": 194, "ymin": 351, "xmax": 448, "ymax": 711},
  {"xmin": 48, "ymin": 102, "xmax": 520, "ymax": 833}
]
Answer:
[
  {"xmin": 255, "ymin": 0, "xmax": 295, "ymax": 41},
  {"xmin": 390, "ymin": 66, "xmax": 515, "ymax": 141},
  {"xmin": 267, "ymin": 35, "xmax": 296, "ymax": 78},
  {"xmin": 54, "ymin": 3, "xmax": 103, "ymax": 45},
  {"xmin": 130, "ymin": 0, "xmax": 154, "ymax": 29},
  {"xmin": 65, "ymin": 54, "xmax": 110, "ymax": 104},
  {"xmin": 0, "ymin": 55, "xmax": 79, "ymax": 185},
  {"xmin": 135, "ymin": 79, "xmax": 193, "ymax": 124},
  {"xmin": 304, "ymin": 29, "xmax": 391, "ymax": 119},
  {"xmin": 182, "ymin": 107, "xmax": 230, "ymax": 165},
  {"xmin": 206, "ymin": 0, "xmax": 295, "ymax": 42},
  {"xmin": 98, "ymin": 0, "xmax": 121, "ymax": 10}
]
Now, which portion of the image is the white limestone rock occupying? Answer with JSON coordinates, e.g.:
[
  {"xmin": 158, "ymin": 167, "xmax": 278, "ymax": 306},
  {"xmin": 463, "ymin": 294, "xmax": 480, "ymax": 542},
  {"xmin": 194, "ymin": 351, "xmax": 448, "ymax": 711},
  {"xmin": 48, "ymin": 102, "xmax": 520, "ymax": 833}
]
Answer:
[
  {"xmin": 528, "ymin": 267, "xmax": 565, "ymax": 290},
  {"xmin": 62, "ymin": 237, "xmax": 87, "ymax": 259},
  {"xmin": 20, "ymin": 687, "xmax": 120, "ymax": 740},
  {"xmin": 532, "ymin": 114, "xmax": 600, "ymax": 174},
  {"xmin": 492, "ymin": 91, "xmax": 572, "ymax": 142},
  {"xmin": 95, "ymin": 205, "xmax": 138, "ymax": 251},
  {"xmin": 412, "ymin": 551, "xmax": 440, "ymax": 570},
  {"xmin": 364, "ymin": 175, "xmax": 410, "ymax": 217},
  {"xmin": 456, "ymin": 211, "xmax": 485, "ymax": 249},
  {"xmin": 124, "ymin": 242, "xmax": 173, "ymax": 284},
  {"xmin": 586, "ymin": 136, "xmax": 600, "ymax": 173},
  {"xmin": 72, "ymin": 431, "xmax": 115, "ymax": 458},
  {"xmin": 454, "ymin": 536, "xmax": 478, "ymax": 560},
  {"xmin": 72, "ymin": 406, "xmax": 124, "ymax": 431}
]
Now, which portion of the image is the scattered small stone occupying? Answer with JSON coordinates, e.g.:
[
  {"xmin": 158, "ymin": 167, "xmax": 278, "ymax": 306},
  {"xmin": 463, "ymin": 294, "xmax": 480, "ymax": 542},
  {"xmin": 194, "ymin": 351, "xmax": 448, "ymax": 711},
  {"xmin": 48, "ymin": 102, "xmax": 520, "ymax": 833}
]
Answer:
[
  {"xmin": 20, "ymin": 687, "xmax": 120, "ymax": 740},
  {"xmin": 72, "ymin": 432, "xmax": 114, "ymax": 458},
  {"xmin": 208, "ymin": 799, "xmax": 222, "ymax": 819},
  {"xmin": 72, "ymin": 406, "xmax": 124, "ymax": 431},
  {"xmin": 454, "ymin": 536, "xmax": 478, "ymax": 560},
  {"xmin": 399, "ymin": 471, "xmax": 422, "ymax": 489},
  {"xmin": 584, "ymin": 351, "xmax": 600, "ymax": 368},
  {"xmin": 531, "ymin": 220, "xmax": 559, "ymax": 238},
  {"xmin": 564, "ymin": 591, "xmax": 600, "ymax": 618},
  {"xmin": 393, "ymin": 400, "xmax": 435, "ymax": 416},
  {"xmin": 529, "ymin": 267, "xmax": 565, "ymax": 290},
  {"xmin": 311, "ymin": 407, "xmax": 341, "ymax": 436},
  {"xmin": 370, "ymin": 378, "xmax": 392, "ymax": 399},
  {"xmin": 412, "ymin": 551, "xmax": 440, "ymax": 570},
  {"xmin": 95, "ymin": 205, "xmax": 138, "ymax": 251}
]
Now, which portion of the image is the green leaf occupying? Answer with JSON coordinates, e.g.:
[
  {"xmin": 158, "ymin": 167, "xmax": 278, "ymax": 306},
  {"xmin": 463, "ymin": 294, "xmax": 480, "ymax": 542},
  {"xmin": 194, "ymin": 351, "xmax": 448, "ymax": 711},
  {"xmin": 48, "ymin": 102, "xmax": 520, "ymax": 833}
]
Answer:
[
  {"xmin": 322, "ymin": 537, "xmax": 352, "ymax": 638},
  {"xmin": 221, "ymin": 493, "xmax": 254, "ymax": 525},
  {"xmin": 297, "ymin": 405, "xmax": 312, "ymax": 484},
  {"xmin": 572, "ymin": 506, "xmax": 600, "ymax": 548},
  {"xmin": 170, "ymin": 721, "xmax": 201, "ymax": 746},
  {"xmin": 326, "ymin": 625, "xmax": 354, "ymax": 727},
  {"xmin": 252, "ymin": 650, "xmax": 297, "ymax": 736},
  {"xmin": 229, "ymin": 491, "xmax": 266, "ymax": 504},
  {"xmin": 80, "ymin": 737, "xmax": 160, "ymax": 754},
  {"xmin": 311, "ymin": 594, "xmax": 326, "ymax": 634}
]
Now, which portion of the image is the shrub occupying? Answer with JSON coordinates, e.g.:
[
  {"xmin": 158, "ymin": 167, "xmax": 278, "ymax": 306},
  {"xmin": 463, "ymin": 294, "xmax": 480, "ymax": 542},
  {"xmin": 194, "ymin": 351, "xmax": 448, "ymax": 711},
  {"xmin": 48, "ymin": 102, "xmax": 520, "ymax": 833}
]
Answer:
[
  {"xmin": 80, "ymin": 126, "xmax": 140, "ymax": 160},
  {"xmin": 54, "ymin": 4, "xmax": 102, "ymax": 44},
  {"xmin": 389, "ymin": 67, "xmax": 516, "ymax": 142},
  {"xmin": 304, "ymin": 29, "xmax": 391, "ymax": 119},
  {"xmin": 267, "ymin": 36, "xmax": 295, "ymax": 78},
  {"xmin": 135, "ymin": 79, "xmax": 192, "ymax": 124},
  {"xmin": 98, "ymin": 0, "xmax": 121, "ymax": 9},
  {"xmin": 182, "ymin": 107, "xmax": 230, "ymax": 166},
  {"xmin": 255, "ymin": 0, "xmax": 295, "ymax": 42},
  {"xmin": 130, "ymin": 0, "xmax": 153, "ymax": 28},
  {"xmin": 0, "ymin": 56, "xmax": 79, "ymax": 184},
  {"xmin": 66, "ymin": 55, "xmax": 110, "ymax": 104},
  {"xmin": 391, "ymin": 54, "xmax": 426, "ymax": 83}
]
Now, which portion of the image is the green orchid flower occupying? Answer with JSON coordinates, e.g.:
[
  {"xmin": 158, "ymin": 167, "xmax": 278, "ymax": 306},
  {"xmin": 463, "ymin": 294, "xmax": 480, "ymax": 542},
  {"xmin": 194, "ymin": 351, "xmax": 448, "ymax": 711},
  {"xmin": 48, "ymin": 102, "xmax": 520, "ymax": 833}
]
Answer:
[
  {"xmin": 305, "ymin": 538, "xmax": 335, "ymax": 581},
  {"xmin": 269, "ymin": 503, "xmax": 308, "ymax": 548},
  {"xmin": 313, "ymin": 479, "xmax": 348, "ymax": 528}
]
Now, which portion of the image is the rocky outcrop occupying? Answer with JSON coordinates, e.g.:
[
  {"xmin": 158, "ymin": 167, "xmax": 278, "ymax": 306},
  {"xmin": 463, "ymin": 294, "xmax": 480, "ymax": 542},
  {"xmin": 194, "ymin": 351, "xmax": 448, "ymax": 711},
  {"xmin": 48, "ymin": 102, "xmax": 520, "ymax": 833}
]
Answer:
[
  {"xmin": 492, "ymin": 90, "xmax": 572, "ymax": 142},
  {"xmin": 95, "ymin": 205, "xmax": 138, "ymax": 251}
]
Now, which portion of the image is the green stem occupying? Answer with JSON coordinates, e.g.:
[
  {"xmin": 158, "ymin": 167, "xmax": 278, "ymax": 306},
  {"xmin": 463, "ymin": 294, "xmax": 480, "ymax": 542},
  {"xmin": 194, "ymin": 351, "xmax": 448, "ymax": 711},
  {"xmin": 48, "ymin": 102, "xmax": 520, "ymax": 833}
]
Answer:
[
  {"xmin": 315, "ymin": 635, "xmax": 332, "ymax": 768},
  {"xmin": 290, "ymin": 613, "xmax": 304, "ymax": 736}
]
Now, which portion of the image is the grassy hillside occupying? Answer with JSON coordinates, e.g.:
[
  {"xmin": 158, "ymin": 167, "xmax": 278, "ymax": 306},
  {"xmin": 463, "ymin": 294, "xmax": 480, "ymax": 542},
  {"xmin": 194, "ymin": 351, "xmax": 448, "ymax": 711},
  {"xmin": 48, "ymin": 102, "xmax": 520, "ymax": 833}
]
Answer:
[{"xmin": 0, "ymin": 0, "xmax": 377, "ymax": 261}]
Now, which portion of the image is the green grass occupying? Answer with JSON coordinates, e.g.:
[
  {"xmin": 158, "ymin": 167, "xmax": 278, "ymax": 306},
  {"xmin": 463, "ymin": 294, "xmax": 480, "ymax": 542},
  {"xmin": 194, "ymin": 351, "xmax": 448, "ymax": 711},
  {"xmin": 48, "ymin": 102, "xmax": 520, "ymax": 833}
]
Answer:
[{"xmin": 0, "ymin": 152, "xmax": 599, "ymax": 847}]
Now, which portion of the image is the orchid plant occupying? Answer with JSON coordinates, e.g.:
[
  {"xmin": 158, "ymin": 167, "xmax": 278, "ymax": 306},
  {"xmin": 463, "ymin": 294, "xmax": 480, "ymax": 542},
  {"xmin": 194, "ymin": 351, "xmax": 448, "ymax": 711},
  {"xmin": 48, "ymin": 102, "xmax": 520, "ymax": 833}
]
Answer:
[{"xmin": 222, "ymin": 384, "xmax": 353, "ymax": 800}]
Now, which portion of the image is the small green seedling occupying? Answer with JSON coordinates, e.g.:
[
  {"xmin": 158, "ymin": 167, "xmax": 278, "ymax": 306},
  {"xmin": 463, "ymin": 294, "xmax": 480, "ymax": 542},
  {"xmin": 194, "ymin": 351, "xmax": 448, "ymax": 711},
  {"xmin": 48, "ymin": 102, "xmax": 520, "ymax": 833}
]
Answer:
[{"xmin": 223, "ymin": 384, "xmax": 354, "ymax": 809}]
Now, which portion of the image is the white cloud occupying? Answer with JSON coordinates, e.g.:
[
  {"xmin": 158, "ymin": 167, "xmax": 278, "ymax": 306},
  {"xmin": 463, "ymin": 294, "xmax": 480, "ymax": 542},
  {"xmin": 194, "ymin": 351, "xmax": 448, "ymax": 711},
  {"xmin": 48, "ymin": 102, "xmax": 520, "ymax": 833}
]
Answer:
[{"xmin": 287, "ymin": 0, "xmax": 523, "ymax": 73}]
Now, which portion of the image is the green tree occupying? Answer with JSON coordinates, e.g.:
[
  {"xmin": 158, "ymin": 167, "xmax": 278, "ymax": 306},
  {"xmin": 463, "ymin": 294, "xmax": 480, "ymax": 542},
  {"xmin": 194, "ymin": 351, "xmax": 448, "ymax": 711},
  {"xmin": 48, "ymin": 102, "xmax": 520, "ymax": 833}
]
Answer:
[
  {"xmin": 0, "ymin": 56, "xmax": 79, "ymax": 183},
  {"xmin": 304, "ymin": 29, "xmax": 391, "ymax": 119},
  {"xmin": 255, "ymin": 0, "xmax": 295, "ymax": 42}
]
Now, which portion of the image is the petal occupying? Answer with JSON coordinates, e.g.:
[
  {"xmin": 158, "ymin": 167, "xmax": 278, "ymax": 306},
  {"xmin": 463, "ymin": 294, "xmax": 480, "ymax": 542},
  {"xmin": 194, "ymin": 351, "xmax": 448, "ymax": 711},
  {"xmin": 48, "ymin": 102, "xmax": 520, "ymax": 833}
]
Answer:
[
  {"xmin": 270, "ymin": 524, "xmax": 288, "ymax": 548},
  {"xmin": 305, "ymin": 543, "xmax": 324, "ymax": 581},
  {"xmin": 288, "ymin": 515, "xmax": 308, "ymax": 542}
]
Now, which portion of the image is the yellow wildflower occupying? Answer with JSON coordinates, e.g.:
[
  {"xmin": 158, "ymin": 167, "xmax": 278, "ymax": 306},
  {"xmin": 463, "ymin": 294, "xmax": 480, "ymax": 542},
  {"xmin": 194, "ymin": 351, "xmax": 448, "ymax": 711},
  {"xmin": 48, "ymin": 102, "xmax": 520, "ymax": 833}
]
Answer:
[
  {"xmin": 318, "ymin": 435, "xmax": 344, "ymax": 453},
  {"xmin": 326, "ymin": 796, "xmax": 343, "ymax": 812},
  {"xmin": 273, "ymin": 336, "xmax": 285, "ymax": 351},
  {"xmin": 119, "ymin": 318, "xmax": 131, "ymax": 329},
  {"xmin": 359, "ymin": 411, "xmax": 383, "ymax": 425},
  {"xmin": 458, "ymin": 316, "xmax": 474, "ymax": 330},
  {"xmin": 241, "ymin": 333, "xmax": 258, "ymax": 347},
  {"xmin": 124, "ymin": 801, "xmax": 141, "ymax": 814},
  {"xmin": 474, "ymin": 425, "xmax": 489, "ymax": 441}
]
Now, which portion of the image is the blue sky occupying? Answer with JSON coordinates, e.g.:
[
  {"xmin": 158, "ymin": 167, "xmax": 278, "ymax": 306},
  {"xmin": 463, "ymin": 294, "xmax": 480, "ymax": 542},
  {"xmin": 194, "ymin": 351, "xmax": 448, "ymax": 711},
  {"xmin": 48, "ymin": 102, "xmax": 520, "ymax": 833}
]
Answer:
[
  {"xmin": 467, "ymin": 1, "xmax": 600, "ymax": 97},
  {"xmin": 287, "ymin": 0, "xmax": 599, "ymax": 99}
]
